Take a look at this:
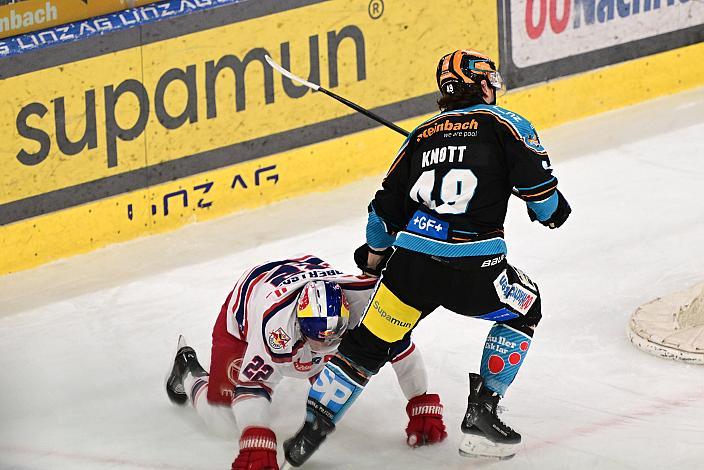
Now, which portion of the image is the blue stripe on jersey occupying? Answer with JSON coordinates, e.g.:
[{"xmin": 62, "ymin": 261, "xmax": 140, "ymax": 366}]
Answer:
[
  {"xmin": 394, "ymin": 232, "xmax": 507, "ymax": 257},
  {"xmin": 526, "ymin": 192, "xmax": 559, "ymax": 221},
  {"xmin": 516, "ymin": 177, "xmax": 556, "ymax": 191},
  {"xmin": 456, "ymin": 104, "xmax": 546, "ymax": 154},
  {"xmin": 366, "ymin": 207, "xmax": 397, "ymax": 249},
  {"xmin": 234, "ymin": 260, "xmax": 289, "ymax": 332}
]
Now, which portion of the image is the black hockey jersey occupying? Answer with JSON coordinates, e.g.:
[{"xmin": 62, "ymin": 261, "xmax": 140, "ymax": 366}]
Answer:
[{"xmin": 367, "ymin": 104, "xmax": 560, "ymax": 258}]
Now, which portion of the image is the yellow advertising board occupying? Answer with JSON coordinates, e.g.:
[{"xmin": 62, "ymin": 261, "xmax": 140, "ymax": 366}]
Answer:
[
  {"xmin": 0, "ymin": 0, "xmax": 497, "ymax": 274},
  {"xmin": 1, "ymin": 0, "xmax": 496, "ymax": 204},
  {"xmin": 1, "ymin": 0, "xmax": 703, "ymax": 275},
  {"xmin": 0, "ymin": 0, "xmax": 159, "ymax": 39}
]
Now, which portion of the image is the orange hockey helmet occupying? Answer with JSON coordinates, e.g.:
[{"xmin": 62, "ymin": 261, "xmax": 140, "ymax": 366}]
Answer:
[{"xmin": 436, "ymin": 50, "xmax": 503, "ymax": 96}]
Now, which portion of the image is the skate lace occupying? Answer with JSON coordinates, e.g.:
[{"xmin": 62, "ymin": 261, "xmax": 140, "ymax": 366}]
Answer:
[{"xmin": 486, "ymin": 398, "xmax": 516, "ymax": 434}]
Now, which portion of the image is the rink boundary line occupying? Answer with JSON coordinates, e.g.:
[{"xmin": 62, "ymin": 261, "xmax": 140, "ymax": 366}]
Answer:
[
  {"xmin": 522, "ymin": 388, "xmax": 704, "ymax": 453},
  {"xmin": 0, "ymin": 444, "xmax": 202, "ymax": 469}
]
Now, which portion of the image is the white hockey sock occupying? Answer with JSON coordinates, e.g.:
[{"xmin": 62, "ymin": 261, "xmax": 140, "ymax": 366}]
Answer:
[
  {"xmin": 183, "ymin": 374, "xmax": 237, "ymax": 437},
  {"xmin": 183, "ymin": 373, "xmax": 208, "ymax": 406}
]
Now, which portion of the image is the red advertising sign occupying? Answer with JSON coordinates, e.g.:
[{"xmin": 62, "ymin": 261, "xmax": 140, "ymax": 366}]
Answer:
[{"xmin": 498, "ymin": 0, "xmax": 704, "ymax": 89}]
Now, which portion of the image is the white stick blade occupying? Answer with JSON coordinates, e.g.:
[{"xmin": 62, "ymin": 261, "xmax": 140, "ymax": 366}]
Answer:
[{"xmin": 264, "ymin": 55, "xmax": 320, "ymax": 91}]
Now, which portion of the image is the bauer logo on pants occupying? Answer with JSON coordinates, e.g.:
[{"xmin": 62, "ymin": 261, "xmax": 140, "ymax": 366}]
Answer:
[{"xmin": 494, "ymin": 270, "xmax": 536, "ymax": 315}]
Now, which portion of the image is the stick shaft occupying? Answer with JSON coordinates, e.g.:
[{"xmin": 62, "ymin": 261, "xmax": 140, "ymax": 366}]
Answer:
[
  {"xmin": 263, "ymin": 55, "xmax": 520, "ymax": 196},
  {"xmin": 318, "ymin": 88, "xmax": 409, "ymax": 137},
  {"xmin": 265, "ymin": 55, "xmax": 408, "ymax": 137}
]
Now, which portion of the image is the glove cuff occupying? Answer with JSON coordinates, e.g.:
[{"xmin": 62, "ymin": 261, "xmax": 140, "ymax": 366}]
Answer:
[
  {"xmin": 406, "ymin": 393, "xmax": 443, "ymax": 418},
  {"xmin": 239, "ymin": 427, "xmax": 277, "ymax": 452}
]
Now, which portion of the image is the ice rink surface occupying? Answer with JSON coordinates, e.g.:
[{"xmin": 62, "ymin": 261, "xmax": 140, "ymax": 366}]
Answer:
[{"xmin": 1, "ymin": 88, "xmax": 704, "ymax": 470}]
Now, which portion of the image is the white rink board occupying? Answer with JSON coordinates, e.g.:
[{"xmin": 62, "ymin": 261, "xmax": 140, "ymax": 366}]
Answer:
[{"xmin": 1, "ymin": 88, "xmax": 704, "ymax": 469}]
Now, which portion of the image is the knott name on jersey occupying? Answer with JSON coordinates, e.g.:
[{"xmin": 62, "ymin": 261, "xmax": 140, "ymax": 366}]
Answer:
[{"xmin": 421, "ymin": 145, "xmax": 467, "ymax": 168}]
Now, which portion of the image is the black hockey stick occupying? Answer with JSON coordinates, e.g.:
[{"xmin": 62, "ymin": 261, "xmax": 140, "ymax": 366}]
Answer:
[
  {"xmin": 264, "ymin": 55, "xmax": 409, "ymax": 138},
  {"xmin": 265, "ymin": 55, "xmax": 522, "ymax": 198}
]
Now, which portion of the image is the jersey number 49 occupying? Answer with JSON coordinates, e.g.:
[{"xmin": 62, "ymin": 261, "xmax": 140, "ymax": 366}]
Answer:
[{"xmin": 410, "ymin": 169, "xmax": 478, "ymax": 214}]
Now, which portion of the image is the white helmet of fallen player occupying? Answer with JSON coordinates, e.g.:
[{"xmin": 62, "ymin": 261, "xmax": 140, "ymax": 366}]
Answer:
[{"xmin": 295, "ymin": 281, "xmax": 350, "ymax": 352}]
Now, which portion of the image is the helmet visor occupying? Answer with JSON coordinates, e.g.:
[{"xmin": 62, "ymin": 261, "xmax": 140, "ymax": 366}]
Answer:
[
  {"xmin": 466, "ymin": 58, "xmax": 505, "ymax": 93},
  {"xmin": 487, "ymin": 70, "xmax": 504, "ymax": 91}
]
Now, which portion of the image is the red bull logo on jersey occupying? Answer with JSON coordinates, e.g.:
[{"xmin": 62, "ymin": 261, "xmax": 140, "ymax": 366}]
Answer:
[
  {"xmin": 493, "ymin": 270, "xmax": 536, "ymax": 314},
  {"xmin": 268, "ymin": 327, "xmax": 291, "ymax": 350}
]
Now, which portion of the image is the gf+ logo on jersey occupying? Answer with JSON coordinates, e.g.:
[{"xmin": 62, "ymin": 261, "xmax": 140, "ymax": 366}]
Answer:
[{"xmin": 407, "ymin": 210, "xmax": 449, "ymax": 240}]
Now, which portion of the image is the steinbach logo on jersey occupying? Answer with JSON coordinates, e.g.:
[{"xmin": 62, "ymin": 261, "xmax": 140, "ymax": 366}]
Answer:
[
  {"xmin": 268, "ymin": 327, "xmax": 291, "ymax": 350},
  {"xmin": 416, "ymin": 119, "xmax": 479, "ymax": 142},
  {"xmin": 493, "ymin": 270, "xmax": 536, "ymax": 315}
]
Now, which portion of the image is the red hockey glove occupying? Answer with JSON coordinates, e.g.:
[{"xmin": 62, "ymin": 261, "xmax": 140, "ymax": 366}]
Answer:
[
  {"xmin": 231, "ymin": 427, "xmax": 279, "ymax": 470},
  {"xmin": 405, "ymin": 393, "xmax": 447, "ymax": 447}
]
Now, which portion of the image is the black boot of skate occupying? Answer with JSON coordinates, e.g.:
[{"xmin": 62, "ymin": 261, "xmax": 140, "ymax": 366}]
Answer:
[
  {"xmin": 283, "ymin": 400, "xmax": 335, "ymax": 467},
  {"xmin": 459, "ymin": 373, "xmax": 521, "ymax": 459},
  {"xmin": 165, "ymin": 335, "xmax": 208, "ymax": 405}
]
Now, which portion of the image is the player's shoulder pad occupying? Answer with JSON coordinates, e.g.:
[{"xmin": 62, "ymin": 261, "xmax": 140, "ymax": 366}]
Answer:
[{"xmin": 461, "ymin": 104, "xmax": 546, "ymax": 154}]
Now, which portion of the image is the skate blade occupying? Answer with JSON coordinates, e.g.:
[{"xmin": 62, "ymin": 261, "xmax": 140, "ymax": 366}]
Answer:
[
  {"xmin": 177, "ymin": 334, "xmax": 187, "ymax": 351},
  {"xmin": 459, "ymin": 434, "xmax": 517, "ymax": 460}
]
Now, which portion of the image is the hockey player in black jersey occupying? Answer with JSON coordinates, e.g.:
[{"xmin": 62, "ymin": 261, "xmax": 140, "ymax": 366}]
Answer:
[{"xmin": 283, "ymin": 49, "xmax": 571, "ymax": 465}]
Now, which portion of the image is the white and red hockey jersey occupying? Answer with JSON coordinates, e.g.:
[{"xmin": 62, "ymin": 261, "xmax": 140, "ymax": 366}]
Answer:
[{"xmin": 223, "ymin": 255, "xmax": 400, "ymax": 403}]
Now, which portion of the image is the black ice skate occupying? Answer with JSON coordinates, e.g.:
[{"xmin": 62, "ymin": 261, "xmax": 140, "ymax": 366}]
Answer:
[
  {"xmin": 459, "ymin": 373, "xmax": 521, "ymax": 460},
  {"xmin": 165, "ymin": 335, "xmax": 208, "ymax": 405},
  {"xmin": 283, "ymin": 401, "xmax": 335, "ymax": 467}
]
